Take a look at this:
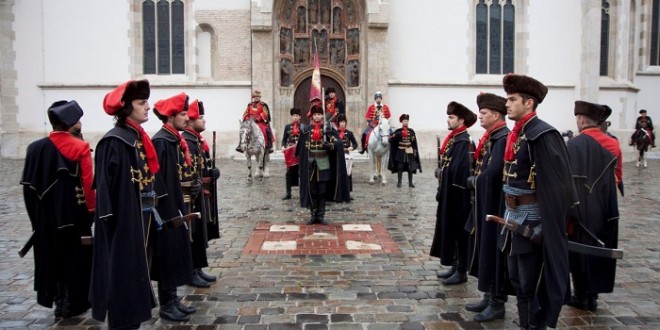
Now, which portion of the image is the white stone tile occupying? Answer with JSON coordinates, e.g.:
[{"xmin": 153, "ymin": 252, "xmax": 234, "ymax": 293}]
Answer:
[
  {"xmin": 302, "ymin": 232, "xmax": 338, "ymax": 240},
  {"xmin": 346, "ymin": 240, "xmax": 382, "ymax": 250},
  {"xmin": 342, "ymin": 224, "xmax": 373, "ymax": 231},
  {"xmin": 261, "ymin": 240, "xmax": 297, "ymax": 250},
  {"xmin": 269, "ymin": 224, "xmax": 300, "ymax": 232}
]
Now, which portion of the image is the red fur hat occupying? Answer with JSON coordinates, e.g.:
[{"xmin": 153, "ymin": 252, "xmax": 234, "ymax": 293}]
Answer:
[
  {"xmin": 187, "ymin": 99, "xmax": 204, "ymax": 120},
  {"xmin": 103, "ymin": 79, "xmax": 150, "ymax": 115},
  {"xmin": 154, "ymin": 92, "xmax": 189, "ymax": 117}
]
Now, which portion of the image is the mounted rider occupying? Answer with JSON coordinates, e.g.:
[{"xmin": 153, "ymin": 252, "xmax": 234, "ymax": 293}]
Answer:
[
  {"xmin": 359, "ymin": 91, "xmax": 391, "ymax": 154},
  {"xmin": 236, "ymin": 90, "xmax": 275, "ymax": 153},
  {"xmin": 631, "ymin": 109, "xmax": 655, "ymax": 148}
]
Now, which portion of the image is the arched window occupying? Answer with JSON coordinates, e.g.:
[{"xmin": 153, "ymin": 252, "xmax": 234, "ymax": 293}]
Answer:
[
  {"xmin": 601, "ymin": 0, "xmax": 611, "ymax": 76},
  {"xmin": 651, "ymin": 0, "xmax": 660, "ymax": 65},
  {"xmin": 476, "ymin": 0, "xmax": 515, "ymax": 74},
  {"xmin": 142, "ymin": 0, "xmax": 185, "ymax": 75}
]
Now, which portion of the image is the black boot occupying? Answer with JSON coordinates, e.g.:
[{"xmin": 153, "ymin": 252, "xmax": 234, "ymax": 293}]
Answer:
[
  {"xmin": 437, "ymin": 265, "xmax": 456, "ymax": 279},
  {"xmin": 473, "ymin": 302, "xmax": 505, "ymax": 322},
  {"xmin": 465, "ymin": 293, "xmax": 490, "ymax": 312},
  {"xmin": 587, "ymin": 294, "xmax": 598, "ymax": 312},
  {"xmin": 282, "ymin": 183, "xmax": 292, "ymax": 200},
  {"xmin": 397, "ymin": 171, "xmax": 402, "ymax": 188},
  {"xmin": 408, "ymin": 172, "xmax": 415, "ymax": 188},
  {"xmin": 198, "ymin": 269, "xmax": 217, "ymax": 282},
  {"xmin": 516, "ymin": 298, "xmax": 529, "ymax": 330},
  {"xmin": 442, "ymin": 270, "xmax": 467, "ymax": 285},
  {"xmin": 174, "ymin": 294, "xmax": 197, "ymax": 315},
  {"xmin": 307, "ymin": 200, "xmax": 318, "ymax": 224},
  {"xmin": 160, "ymin": 301, "xmax": 190, "ymax": 322},
  {"xmin": 316, "ymin": 199, "xmax": 327, "ymax": 225},
  {"xmin": 189, "ymin": 270, "xmax": 211, "ymax": 288}
]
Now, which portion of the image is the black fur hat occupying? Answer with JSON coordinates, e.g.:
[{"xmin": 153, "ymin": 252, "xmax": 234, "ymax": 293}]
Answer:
[
  {"xmin": 447, "ymin": 101, "xmax": 477, "ymax": 127},
  {"xmin": 502, "ymin": 73, "xmax": 548, "ymax": 104},
  {"xmin": 476, "ymin": 92, "xmax": 507, "ymax": 115}
]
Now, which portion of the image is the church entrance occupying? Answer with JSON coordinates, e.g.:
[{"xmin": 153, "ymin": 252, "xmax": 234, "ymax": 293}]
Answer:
[{"xmin": 293, "ymin": 76, "xmax": 344, "ymax": 125}]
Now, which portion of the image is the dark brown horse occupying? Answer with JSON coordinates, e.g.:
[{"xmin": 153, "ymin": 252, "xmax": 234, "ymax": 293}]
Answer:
[{"xmin": 630, "ymin": 128, "xmax": 651, "ymax": 168}]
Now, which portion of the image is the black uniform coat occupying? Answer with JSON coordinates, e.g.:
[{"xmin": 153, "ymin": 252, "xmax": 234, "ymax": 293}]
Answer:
[
  {"xmin": 465, "ymin": 125, "xmax": 512, "ymax": 295},
  {"xmin": 282, "ymin": 123, "xmax": 305, "ymax": 187},
  {"xmin": 90, "ymin": 126, "xmax": 156, "ymax": 328},
  {"xmin": 387, "ymin": 127, "xmax": 422, "ymax": 173},
  {"xmin": 430, "ymin": 130, "xmax": 472, "ymax": 265},
  {"xmin": 152, "ymin": 128, "xmax": 193, "ymax": 289},
  {"xmin": 567, "ymin": 132, "xmax": 619, "ymax": 294},
  {"xmin": 295, "ymin": 126, "xmax": 351, "ymax": 208},
  {"xmin": 505, "ymin": 117, "xmax": 578, "ymax": 328},
  {"xmin": 21, "ymin": 138, "xmax": 92, "ymax": 309},
  {"xmin": 183, "ymin": 130, "xmax": 211, "ymax": 269}
]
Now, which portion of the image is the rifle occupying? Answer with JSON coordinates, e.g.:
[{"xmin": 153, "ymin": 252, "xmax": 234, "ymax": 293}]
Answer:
[
  {"xmin": 486, "ymin": 214, "xmax": 623, "ymax": 259},
  {"xmin": 211, "ymin": 131, "xmax": 219, "ymax": 226}
]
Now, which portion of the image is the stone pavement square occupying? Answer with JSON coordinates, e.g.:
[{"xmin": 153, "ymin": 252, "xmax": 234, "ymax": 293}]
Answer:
[
  {"xmin": 1, "ymin": 156, "xmax": 660, "ymax": 329},
  {"xmin": 242, "ymin": 222, "xmax": 400, "ymax": 255}
]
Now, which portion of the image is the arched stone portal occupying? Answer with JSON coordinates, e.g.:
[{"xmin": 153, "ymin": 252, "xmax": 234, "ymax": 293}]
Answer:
[{"xmin": 250, "ymin": 0, "xmax": 389, "ymax": 141}]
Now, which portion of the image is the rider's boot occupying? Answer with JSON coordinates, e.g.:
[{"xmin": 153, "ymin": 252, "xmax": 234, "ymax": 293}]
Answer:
[{"xmin": 359, "ymin": 135, "xmax": 366, "ymax": 154}]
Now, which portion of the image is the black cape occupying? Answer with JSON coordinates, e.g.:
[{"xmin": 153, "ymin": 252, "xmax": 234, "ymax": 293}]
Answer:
[
  {"xmin": 183, "ymin": 130, "xmax": 211, "ymax": 269},
  {"xmin": 21, "ymin": 137, "xmax": 92, "ymax": 310},
  {"xmin": 430, "ymin": 130, "xmax": 472, "ymax": 265},
  {"xmin": 90, "ymin": 126, "xmax": 156, "ymax": 328},
  {"xmin": 521, "ymin": 117, "xmax": 578, "ymax": 328},
  {"xmin": 567, "ymin": 133, "xmax": 619, "ymax": 294},
  {"xmin": 387, "ymin": 127, "xmax": 422, "ymax": 174},
  {"xmin": 465, "ymin": 125, "xmax": 513, "ymax": 295},
  {"xmin": 295, "ymin": 126, "xmax": 351, "ymax": 208},
  {"xmin": 282, "ymin": 123, "xmax": 305, "ymax": 187},
  {"xmin": 152, "ymin": 128, "xmax": 193, "ymax": 289}
]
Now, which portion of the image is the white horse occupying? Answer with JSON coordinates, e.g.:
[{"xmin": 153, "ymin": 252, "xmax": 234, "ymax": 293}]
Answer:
[
  {"xmin": 238, "ymin": 119, "xmax": 270, "ymax": 181},
  {"xmin": 367, "ymin": 116, "xmax": 390, "ymax": 185}
]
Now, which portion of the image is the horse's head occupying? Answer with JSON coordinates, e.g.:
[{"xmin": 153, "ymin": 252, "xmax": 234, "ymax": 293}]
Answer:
[
  {"xmin": 238, "ymin": 119, "xmax": 253, "ymax": 151},
  {"xmin": 377, "ymin": 117, "xmax": 391, "ymax": 144}
]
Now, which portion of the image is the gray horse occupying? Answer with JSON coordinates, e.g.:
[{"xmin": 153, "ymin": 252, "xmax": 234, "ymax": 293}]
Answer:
[{"xmin": 238, "ymin": 119, "xmax": 270, "ymax": 180}]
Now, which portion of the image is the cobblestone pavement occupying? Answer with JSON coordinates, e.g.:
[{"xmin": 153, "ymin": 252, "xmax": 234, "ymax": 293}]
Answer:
[{"xmin": 1, "ymin": 155, "xmax": 659, "ymax": 329}]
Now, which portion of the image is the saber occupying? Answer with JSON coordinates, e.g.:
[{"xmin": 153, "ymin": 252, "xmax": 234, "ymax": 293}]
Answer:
[{"xmin": 486, "ymin": 214, "xmax": 623, "ymax": 259}]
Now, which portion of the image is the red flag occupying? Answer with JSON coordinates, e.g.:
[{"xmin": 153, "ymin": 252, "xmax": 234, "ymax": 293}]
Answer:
[{"xmin": 309, "ymin": 49, "xmax": 322, "ymax": 103}]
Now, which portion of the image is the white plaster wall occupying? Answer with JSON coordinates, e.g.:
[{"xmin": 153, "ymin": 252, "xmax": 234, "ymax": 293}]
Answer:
[
  {"xmin": 526, "ymin": 0, "xmax": 582, "ymax": 85},
  {"xmin": 42, "ymin": 1, "xmax": 131, "ymax": 84},
  {"xmin": 388, "ymin": 0, "xmax": 470, "ymax": 83},
  {"xmin": 196, "ymin": 0, "xmax": 250, "ymax": 11},
  {"xmin": 14, "ymin": 0, "xmax": 47, "ymax": 133}
]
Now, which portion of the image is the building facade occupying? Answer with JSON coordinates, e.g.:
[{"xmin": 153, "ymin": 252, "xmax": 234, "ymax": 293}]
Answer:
[{"xmin": 0, "ymin": 0, "xmax": 658, "ymax": 159}]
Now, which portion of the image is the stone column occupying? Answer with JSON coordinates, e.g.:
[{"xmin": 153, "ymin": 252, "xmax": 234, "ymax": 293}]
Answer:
[
  {"xmin": 0, "ymin": 0, "xmax": 19, "ymax": 158},
  {"xmin": 579, "ymin": 0, "xmax": 601, "ymax": 101}
]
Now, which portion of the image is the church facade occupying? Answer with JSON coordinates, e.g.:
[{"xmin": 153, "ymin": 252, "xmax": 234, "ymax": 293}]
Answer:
[{"xmin": 0, "ymin": 0, "xmax": 658, "ymax": 159}]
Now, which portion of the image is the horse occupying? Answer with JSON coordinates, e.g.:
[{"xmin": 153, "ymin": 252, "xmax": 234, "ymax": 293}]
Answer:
[
  {"xmin": 630, "ymin": 128, "xmax": 651, "ymax": 168},
  {"xmin": 238, "ymin": 119, "xmax": 270, "ymax": 180},
  {"xmin": 367, "ymin": 116, "xmax": 391, "ymax": 185}
]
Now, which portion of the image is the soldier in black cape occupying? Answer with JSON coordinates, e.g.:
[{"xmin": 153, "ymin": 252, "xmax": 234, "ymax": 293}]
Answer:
[
  {"xmin": 388, "ymin": 113, "xmax": 421, "ymax": 188},
  {"xmin": 296, "ymin": 104, "xmax": 351, "ymax": 224},
  {"xmin": 91, "ymin": 80, "xmax": 158, "ymax": 329},
  {"xmin": 499, "ymin": 74, "xmax": 578, "ymax": 329},
  {"xmin": 464, "ymin": 93, "xmax": 512, "ymax": 322},
  {"xmin": 566, "ymin": 101, "xmax": 621, "ymax": 312},
  {"xmin": 183, "ymin": 99, "xmax": 220, "ymax": 287},
  {"xmin": 336, "ymin": 113, "xmax": 358, "ymax": 191},
  {"xmin": 151, "ymin": 92, "xmax": 196, "ymax": 322},
  {"xmin": 430, "ymin": 101, "xmax": 476, "ymax": 286},
  {"xmin": 21, "ymin": 100, "xmax": 94, "ymax": 319},
  {"xmin": 281, "ymin": 107, "xmax": 304, "ymax": 200}
]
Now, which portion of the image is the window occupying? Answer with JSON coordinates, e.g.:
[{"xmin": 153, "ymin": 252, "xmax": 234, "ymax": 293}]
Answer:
[
  {"xmin": 651, "ymin": 0, "xmax": 660, "ymax": 65},
  {"xmin": 142, "ymin": 0, "xmax": 185, "ymax": 74},
  {"xmin": 476, "ymin": 0, "xmax": 515, "ymax": 74},
  {"xmin": 601, "ymin": 0, "xmax": 611, "ymax": 75}
]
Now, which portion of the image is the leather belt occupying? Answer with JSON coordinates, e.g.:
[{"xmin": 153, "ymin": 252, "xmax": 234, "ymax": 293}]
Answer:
[{"xmin": 505, "ymin": 193, "xmax": 537, "ymax": 209}]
